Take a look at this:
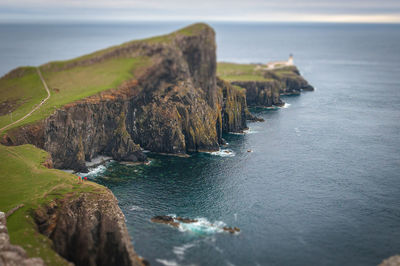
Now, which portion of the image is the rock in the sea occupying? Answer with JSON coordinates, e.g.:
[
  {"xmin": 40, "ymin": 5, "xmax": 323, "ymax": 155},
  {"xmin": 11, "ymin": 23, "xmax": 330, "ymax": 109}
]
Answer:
[
  {"xmin": 151, "ymin": 216, "xmax": 180, "ymax": 228},
  {"xmin": 0, "ymin": 211, "xmax": 45, "ymax": 266},
  {"xmin": 223, "ymin": 226, "xmax": 241, "ymax": 234},
  {"xmin": 150, "ymin": 215, "xmax": 198, "ymax": 227},
  {"xmin": 379, "ymin": 255, "xmax": 400, "ymax": 266},
  {"xmin": 175, "ymin": 217, "xmax": 198, "ymax": 223}
]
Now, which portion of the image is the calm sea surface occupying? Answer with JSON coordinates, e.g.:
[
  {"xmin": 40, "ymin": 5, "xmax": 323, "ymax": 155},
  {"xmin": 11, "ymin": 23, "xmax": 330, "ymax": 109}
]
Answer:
[{"xmin": 1, "ymin": 22, "xmax": 400, "ymax": 266}]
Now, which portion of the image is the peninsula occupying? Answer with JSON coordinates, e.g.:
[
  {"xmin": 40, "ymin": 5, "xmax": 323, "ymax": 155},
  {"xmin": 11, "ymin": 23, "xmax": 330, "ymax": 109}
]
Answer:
[{"xmin": 0, "ymin": 23, "xmax": 312, "ymax": 265}]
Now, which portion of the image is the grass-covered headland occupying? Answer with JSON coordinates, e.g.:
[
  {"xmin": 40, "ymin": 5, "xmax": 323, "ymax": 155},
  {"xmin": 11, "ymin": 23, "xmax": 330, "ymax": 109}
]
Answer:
[{"xmin": 0, "ymin": 144, "xmax": 105, "ymax": 265}]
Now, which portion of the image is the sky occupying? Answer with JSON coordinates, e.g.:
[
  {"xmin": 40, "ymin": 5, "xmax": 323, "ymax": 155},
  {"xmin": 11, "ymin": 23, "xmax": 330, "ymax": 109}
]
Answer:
[{"xmin": 0, "ymin": 0, "xmax": 400, "ymax": 23}]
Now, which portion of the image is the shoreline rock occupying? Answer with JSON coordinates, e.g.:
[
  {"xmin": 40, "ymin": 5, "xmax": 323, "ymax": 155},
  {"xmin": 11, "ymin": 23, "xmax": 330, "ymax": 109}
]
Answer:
[{"xmin": 34, "ymin": 190, "xmax": 145, "ymax": 266}]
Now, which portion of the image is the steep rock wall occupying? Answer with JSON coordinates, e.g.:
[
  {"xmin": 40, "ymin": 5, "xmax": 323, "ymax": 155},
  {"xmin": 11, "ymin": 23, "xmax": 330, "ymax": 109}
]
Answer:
[
  {"xmin": 34, "ymin": 190, "xmax": 145, "ymax": 266},
  {"xmin": 231, "ymin": 66, "xmax": 314, "ymax": 107},
  {"xmin": 217, "ymin": 78, "xmax": 248, "ymax": 133},
  {"xmin": 231, "ymin": 80, "xmax": 283, "ymax": 107}
]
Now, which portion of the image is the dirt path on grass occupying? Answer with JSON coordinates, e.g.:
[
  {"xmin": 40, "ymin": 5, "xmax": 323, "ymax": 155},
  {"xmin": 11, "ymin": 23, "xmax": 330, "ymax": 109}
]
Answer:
[{"xmin": 0, "ymin": 67, "xmax": 51, "ymax": 133}]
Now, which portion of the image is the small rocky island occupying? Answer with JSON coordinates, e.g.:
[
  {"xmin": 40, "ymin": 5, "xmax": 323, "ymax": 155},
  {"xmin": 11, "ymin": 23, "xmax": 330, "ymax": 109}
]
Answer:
[
  {"xmin": 151, "ymin": 215, "xmax": 241, "ymax": 234},
  {"xmin": 0, "ymin": 23, "xmax": 312, "ymax": 265}
]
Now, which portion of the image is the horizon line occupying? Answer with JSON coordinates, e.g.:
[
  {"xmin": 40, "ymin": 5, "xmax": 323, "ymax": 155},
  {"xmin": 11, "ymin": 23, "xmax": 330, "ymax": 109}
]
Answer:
[{"xmin": 0, "ymin": 19, "xmax": 400, "ymax": 25}]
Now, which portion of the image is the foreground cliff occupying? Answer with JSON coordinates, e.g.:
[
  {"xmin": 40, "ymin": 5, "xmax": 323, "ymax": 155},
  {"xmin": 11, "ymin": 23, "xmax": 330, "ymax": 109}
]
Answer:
[
  {"xmin": 0, "ymin": 144, "xmax": 145, "ymax": 266},
  {"xmin": 1, "ymin": 23, "xmax": 250, "ymax": 171},
  {"xmin": 34, "ymin": 190, "xmax": 144, "ymax": 266},
  {"xmin": 217, "ymin": 63, "xmax": 314, "ymax": 107}
]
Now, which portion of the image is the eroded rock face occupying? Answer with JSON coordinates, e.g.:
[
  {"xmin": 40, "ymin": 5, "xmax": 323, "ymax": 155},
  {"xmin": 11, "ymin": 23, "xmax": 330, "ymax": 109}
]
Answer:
[
  {"xmin": 0, "ymin": 212, "xmax": 45, "ymax": 266},
  {"xmin": 33, "ymin": 190, "xmax": 145, "ymax": 266},
  {"xmin": 232, "ymin": 66, "xmax": 314, "ymax": 107},
  {"xmin": 217, "ymin": 78, "xmax": 248, "ymax": 133},
  {"xmin": 231, "ymin": 80, "xmax": 283, "ymax": 107},
  {"xmin": 2, "ymin": 24, "xmax": 251, "ymax": 171}
]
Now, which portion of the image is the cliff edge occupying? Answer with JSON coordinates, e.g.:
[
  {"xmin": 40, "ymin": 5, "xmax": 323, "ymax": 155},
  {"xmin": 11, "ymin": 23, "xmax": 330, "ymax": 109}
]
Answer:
[{"xmin": 0, "ymin": 144, "xmax": 145, "ymax": 266}]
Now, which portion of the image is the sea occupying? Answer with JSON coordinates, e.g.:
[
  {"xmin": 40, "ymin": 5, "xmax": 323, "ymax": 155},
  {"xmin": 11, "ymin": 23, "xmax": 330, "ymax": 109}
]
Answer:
[{"xmin": 1, "ymin": 22, "xmax": 399, "ymax": 266}]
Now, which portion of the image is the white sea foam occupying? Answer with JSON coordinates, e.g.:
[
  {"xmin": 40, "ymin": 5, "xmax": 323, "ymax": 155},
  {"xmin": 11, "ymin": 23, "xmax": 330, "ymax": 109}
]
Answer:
[
  {"xmin": 177, "ymin": 217, "xmax": 227, "ymax": 235},
  {"xmin": 156, "ymin": 259, "xmax": 179, "ymax": 266},
  {"xmin": 129, "ymin": 205, "xmax": 144, "ymax": 211},
  {"xmin": 243, "ymin": 128, "xmax": 258, "ymax": 134},
  {"xmin": 210, "ymin": 149, "xmax": 235, "ymax": 157},
  {"xmin": 173, "ymin": 243, "xmax": 195, "ymax": 260},
  {"xmin": 79, "ymin": 164, "xmax": 106, "ymax": 177},
  {"xmin": 282, "ymin": 102, "xmax": 291, "ymax": 108},
  {"xmin": 230, "ymin": 128, "xmax": 258, "ymax": 135}
]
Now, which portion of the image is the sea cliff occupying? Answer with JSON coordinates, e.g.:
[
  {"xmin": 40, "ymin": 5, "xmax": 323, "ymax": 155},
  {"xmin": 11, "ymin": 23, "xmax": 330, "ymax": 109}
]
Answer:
[
  {"xmin": 1, "ymin": 23, "xmax": 248, "ymax": 171},
  {"xmin": 0, "ymin": 23, "xmax": 312, "ymax": 266},
  {"xmin": 217, "ymin": 63, "xmax": 314, "ymax": 107}
]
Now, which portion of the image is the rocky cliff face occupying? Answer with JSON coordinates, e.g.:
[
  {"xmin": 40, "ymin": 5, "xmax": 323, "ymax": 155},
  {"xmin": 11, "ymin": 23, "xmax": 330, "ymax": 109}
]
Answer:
[
  {"xmin": 217, "ymin": 78, "xmax": 248, "ymax": 133},
  {"xmin": 231, "ymin": 66, "xmax": 313, "ymax": 107},
  {"xmin": 2, "ymin": 24, "xmax": 248, "ymax": 171},
  {"xmin": 34, "ymin": 190, "xmax": 145, "ymax": 266},
  {"xmin": 0, "ymin": 212, "xmax": 45, "ymax": 266},
  {"xmin": 231, "ymin": 80, "xmax": 283, "ymax": 107}
]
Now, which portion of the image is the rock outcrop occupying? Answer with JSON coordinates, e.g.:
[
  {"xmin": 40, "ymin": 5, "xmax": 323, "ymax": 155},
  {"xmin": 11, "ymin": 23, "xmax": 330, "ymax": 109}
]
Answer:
[
  {"xmin": 0, "ymin": 211, "xmax": 45, "ymax": 266},
  {"xmin": 231, "ymin": 80, "xmax": 283, "ymax": 107},
  {"xmin": 151, "ymin": 215, "xmax": 240, "ymax": 234},
  {"xmin": 217, "ymin": 78, "xmax": 248, "ymax": 133},
  {"xmin": 379, "ymin": 255, "xmax": 400, "ymax": 266},
  {"xmin": 33, "ymin": 190, "xmax": 145, "ymax": 266},
  {"xmin": 231, "ymin": 66, "xmax": 313, "ymax": 107}
]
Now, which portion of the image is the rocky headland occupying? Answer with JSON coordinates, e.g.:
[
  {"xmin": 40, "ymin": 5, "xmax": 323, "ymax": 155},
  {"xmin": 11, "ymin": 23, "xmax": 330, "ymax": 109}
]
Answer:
[
  {"xmin": 217, "ymin": 63, "xmax": 314, "ymax": 107},
  {"xmin": 1, "ymin": 23, "xmax": 251, "ymax": 173},
  {"xmin": 0, "ymin": 23, "xmax": 313, "ymax": 265}
]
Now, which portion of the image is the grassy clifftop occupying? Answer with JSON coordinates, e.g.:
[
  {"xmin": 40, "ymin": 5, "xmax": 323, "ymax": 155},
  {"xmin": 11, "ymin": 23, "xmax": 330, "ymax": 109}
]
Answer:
[
  {"xmin": 217, "ymin": 62, "xmax": 299, "ymax": 82},
  {"xmin": 0, "ymin": 23, "xmax": 212, "ymax": 133},
  {"xmin": 0, "ymin": 144, "xmax": 105, "ymax": 265}
]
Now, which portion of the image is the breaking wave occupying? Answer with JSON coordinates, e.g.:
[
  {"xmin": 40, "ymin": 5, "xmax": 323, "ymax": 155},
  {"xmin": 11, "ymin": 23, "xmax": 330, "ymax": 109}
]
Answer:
[{"xmin": 210, "ymin": 149, "xmax": 235, "ymax": 157}]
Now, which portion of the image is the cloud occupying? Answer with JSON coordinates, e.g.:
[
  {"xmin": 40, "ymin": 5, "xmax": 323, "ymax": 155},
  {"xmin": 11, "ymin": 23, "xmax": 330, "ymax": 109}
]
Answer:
[{"xmin": 0, "ymin": 0, "xmax": 399, "ymax": 23}]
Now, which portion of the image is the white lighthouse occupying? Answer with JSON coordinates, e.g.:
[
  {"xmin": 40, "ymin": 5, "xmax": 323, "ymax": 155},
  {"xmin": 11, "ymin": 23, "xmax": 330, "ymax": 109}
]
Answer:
[{"xmin": 288, "ymin": 54, "xmax": 294, "ymax": 65}]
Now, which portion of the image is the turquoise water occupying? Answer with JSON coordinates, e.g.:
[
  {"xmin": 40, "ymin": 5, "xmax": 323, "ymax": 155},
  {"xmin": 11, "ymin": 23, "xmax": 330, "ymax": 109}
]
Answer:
[{"xmin": 1, "ymin": 23, "xmax": 400, "ymax": 265}]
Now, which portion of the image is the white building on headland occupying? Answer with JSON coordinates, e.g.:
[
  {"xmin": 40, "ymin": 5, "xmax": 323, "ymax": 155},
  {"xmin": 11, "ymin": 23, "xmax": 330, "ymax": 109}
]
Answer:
[{"xmin": 266, "ymin": 54, "xmax": 294, "ymax": 69}]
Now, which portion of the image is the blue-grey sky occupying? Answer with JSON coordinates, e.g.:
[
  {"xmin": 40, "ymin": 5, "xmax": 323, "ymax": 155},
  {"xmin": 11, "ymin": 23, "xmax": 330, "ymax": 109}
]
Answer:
[{"xmin": 1, "ymin": 0, "xmax": 399, "ymax": 23}]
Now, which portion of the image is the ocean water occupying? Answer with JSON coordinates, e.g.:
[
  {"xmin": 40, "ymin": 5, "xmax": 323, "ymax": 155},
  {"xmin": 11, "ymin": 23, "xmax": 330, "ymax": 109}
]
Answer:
[{"xmin": 1, "ymin": 22, "xmax": 400, "ymax": 266}]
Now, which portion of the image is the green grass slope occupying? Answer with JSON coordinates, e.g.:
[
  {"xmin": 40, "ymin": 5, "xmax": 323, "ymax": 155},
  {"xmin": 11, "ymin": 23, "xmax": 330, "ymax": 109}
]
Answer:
[
  {"xmin": 0, "ymin": 144, "xmax": 104, "ymax": 265},
  {"xmin": 217, "ymin": 62, "xmax": 298, "ymax": 82}
]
